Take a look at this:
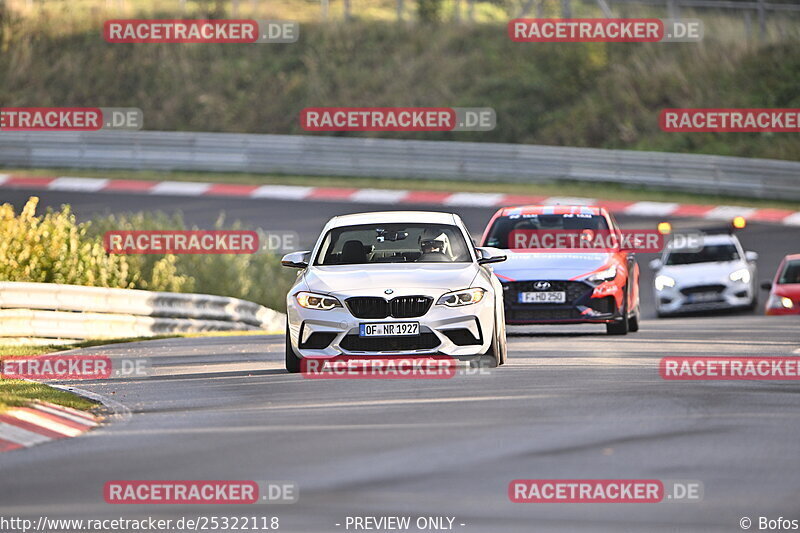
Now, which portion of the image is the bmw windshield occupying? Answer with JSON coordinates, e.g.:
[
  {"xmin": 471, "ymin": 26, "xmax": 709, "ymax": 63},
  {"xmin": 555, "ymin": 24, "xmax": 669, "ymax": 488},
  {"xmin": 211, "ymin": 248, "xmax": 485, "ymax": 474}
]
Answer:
[{"xmin": 314, "ymin": 223, "xmax": 472, "ymax": 265}]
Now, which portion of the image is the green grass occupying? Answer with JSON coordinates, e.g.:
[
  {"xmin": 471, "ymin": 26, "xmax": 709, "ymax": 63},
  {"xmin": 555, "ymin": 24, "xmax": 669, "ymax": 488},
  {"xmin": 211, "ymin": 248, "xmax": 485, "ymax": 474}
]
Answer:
[
  {"xmin": 6, "ymin": 167, "xmax": 800, "ymax": 211},
  {"xmin": 0, "ymin": 380, "xmax": 98, "ymax": 412},
  {"xmin": 0, "ymin": 343, "xmax": 99, "ymax": 413}
]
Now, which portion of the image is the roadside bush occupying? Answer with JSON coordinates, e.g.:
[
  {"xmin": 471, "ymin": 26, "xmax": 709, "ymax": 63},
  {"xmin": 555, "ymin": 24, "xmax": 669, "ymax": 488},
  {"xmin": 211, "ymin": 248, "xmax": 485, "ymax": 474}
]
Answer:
[{"xmin": 0, "ymin": 197, "xmax": 294, "ymax": 312}]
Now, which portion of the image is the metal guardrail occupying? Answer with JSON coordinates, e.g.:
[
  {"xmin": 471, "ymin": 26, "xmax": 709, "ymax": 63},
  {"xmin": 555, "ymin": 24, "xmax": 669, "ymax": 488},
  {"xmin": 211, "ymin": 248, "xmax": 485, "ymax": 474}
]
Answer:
[
  {"xmin": 0, "ymin": 282, "xmax": 285, "ymax": 340},
  {"xmin": 1, "ymin": 131, "xmax": 799, "ymax": 200}
]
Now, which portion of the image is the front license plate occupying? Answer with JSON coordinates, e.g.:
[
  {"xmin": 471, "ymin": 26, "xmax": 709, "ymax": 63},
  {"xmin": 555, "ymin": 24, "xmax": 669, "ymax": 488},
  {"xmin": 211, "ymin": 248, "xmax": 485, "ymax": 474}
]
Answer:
[
  {"xmin": 688, "ymin": 292, "xmax": 721, "ymax": 303},
  {"xmin": 359, "ymin": 322, "xmax": 420, "ymax": 337},
  {"xmin": 519, "ymin": 291, "xmax": 566, "ymax": 304}
]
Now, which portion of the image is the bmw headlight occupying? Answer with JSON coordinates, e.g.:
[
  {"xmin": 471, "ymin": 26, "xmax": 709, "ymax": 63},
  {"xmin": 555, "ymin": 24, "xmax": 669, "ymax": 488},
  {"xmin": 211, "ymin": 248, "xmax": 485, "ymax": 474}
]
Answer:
[
  {"xmin": 729, "ymin": 268, "xmax": 751, "ymax": 284},
  {"xmin": 295, "ymin": 291, "xmax": 342, "ymax": 310},
  {"xmin": 655, "ymin": 274, "xmax": 676, "ymax": 291},
  {"xmin": 437, "ymin": 288, "xmax": 485, "ymax": 307},
  {"xmin": 586, "ymin": 265, "xmax": 617, "ymax": 283}
]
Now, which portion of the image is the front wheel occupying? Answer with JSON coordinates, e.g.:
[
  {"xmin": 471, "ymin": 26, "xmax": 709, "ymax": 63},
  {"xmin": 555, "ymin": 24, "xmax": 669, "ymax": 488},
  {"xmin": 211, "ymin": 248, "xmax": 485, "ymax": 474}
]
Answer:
[
  {"xmin": 471, "ymin": 315, "xmax": 504, "ymax": 368},
  {"xmin": 285, "ymin": 326, "xmax": 302, "ymax": 373},
  {"xmin": 628, "ymin": 305, "xmax": 640, "ymax": 332},
  {"xmin": 606, "ymin": 285, "xmax": 629, "ymax": 335}
]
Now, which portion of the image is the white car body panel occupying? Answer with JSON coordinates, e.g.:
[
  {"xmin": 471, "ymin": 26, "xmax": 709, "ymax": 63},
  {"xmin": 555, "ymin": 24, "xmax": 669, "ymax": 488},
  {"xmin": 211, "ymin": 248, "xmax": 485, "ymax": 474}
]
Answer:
[
  {"xmin": 286, "ymin": 211, "xmax": 505, "ymax": 360},
  {"xmin": 653, "ymin": 234, "xmax": 757, "ymax": 315}
]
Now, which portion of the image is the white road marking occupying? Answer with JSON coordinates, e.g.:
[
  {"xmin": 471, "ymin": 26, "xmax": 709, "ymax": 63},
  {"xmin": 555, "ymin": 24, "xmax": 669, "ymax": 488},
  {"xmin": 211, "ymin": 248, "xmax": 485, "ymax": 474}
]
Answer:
[
  {"xmin": 250, "ymin": 185, "xmax": 314, "ymax": 200},
  {"xmin": 150, "ymin": 181, "xmax": 212, "ymax": 196},
  {"xmin": 32, "ymin": 404, "xmax": 97, "ymax": 427},
  {"xmin": 703, "ymin": 205, "xmax": 757, "ymax": 220},
  {"xmin": 443, "ymin": 192, "xmax": 505, "ymax": 207},
  {"xmin": 49, "ymin": 177, "xmax": 109, "ymax": 192},
  {"xmin": 783, "ymin": 212, "xmax": 800, "ymax": 226},
  {"xmin": 4, "ymin": 410, "xmax": 83, "ymax": 437},
  {"xmin": 624, "ymin": 201, "xmax": 679, "ymax": 216},
  {"xmin": 349, "ymin": 189, "xmax": 408, "ymax": 204},
  {"xmin": 0, "ymin": 422, "xmax": 52, "ymax": 446}
]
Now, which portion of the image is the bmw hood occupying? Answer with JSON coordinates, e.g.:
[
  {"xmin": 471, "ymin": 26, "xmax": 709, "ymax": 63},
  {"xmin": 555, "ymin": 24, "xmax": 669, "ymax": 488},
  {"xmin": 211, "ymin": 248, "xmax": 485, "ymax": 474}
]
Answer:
[
  {"xmin": 493, "ymin": 251, "xmax": 614, "ymax": 281},
  {"xmin": 303, "ymin": 263, "xmax": 480, "ymax": 294}
]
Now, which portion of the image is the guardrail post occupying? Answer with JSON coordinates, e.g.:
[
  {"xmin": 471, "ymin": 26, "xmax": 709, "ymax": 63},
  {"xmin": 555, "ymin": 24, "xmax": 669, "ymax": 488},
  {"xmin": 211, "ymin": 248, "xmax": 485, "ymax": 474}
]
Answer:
[
  {"xmin": 561, "ymin": 0, "xmax": 572, "ymax": 18},
  {"xmin": 757, "ymin": 0, "xmax": 766, "ymax": 40},
  {"xmin": 666, "ymin": 0, "xmax": 678, "ymax": 19}
]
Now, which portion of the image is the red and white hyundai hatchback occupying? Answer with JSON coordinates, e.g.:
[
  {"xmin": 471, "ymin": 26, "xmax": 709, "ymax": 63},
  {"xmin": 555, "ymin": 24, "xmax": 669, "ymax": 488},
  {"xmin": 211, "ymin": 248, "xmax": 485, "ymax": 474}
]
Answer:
[{"xmin": 481, "ymin": 205, "xmax": 641, "ymax": 335}]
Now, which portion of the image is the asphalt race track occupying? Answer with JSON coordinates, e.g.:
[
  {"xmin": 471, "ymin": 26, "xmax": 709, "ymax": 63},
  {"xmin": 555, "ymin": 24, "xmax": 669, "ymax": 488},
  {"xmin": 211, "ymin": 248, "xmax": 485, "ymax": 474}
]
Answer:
[{"xmin": 0, "ymin": 187, "xmax": 798, "ymax": 532}]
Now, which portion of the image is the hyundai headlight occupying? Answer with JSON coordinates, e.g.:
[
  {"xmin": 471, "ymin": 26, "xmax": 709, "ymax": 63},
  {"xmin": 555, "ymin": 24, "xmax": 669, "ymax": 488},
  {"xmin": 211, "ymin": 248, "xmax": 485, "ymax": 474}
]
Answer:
[
  {"xmin": 729, "ymin": 268, "xmax": 751, "ymax": 284},
  {"xmin": 655, "ymin": 274, "xmax": 676, "ymax": 291},
  {"xmin": 295, "ymin": 291, "xmax": 342, "ymax": 310},
  {"xmin": 437, "ymin": 288, "xmax": 485, "ymax": 307},
  {"xmin": 586, "ymin": 265, "xmax": 617, "ymax": 283}
]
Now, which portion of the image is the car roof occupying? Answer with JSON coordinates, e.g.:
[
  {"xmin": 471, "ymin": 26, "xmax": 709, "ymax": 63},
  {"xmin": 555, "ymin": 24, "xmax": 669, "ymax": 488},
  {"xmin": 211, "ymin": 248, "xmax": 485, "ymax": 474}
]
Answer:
[
  {"xmin": 784, "ymin": 254, "xmax": 800, "ymax": 261},
  {"xmin": 326, "ymin": 211, "xmax": 459, "ymax": 228},
  {"xmin": 497, "ymin": 205, "xmax": 606, "ymax": 216},
  {"xmin": 697, "ymin": 233, "xmax": 739, "ymax": 245},
  {"xmin": 666, "ymin": 232, "xmax": 738, "ymax": 250}
]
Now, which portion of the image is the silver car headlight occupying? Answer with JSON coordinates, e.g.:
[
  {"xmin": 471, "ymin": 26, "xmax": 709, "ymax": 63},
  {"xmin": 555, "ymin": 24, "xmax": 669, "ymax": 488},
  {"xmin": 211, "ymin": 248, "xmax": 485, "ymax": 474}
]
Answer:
[
  {"xmin": 437, "ymin": 288, "xmax": 485, "ymax": 307},
  {"xmin": 654, "ymin": 274, "xmax": 676, "ymax": 291},
  {"xmin": 295, "ymin": 291, "xmax": 342, "ymax": 310},
  {"xmin": 729, "ymin": 268, "xmax": 751, "ymax": 283}
]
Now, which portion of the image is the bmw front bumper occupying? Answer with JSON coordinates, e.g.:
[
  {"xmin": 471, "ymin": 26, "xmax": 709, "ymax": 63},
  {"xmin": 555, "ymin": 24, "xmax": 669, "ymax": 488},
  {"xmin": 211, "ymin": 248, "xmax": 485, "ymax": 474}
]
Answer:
[{"xmin": 286, "ymin": 291, "xmax": 495, "ymax": 359}]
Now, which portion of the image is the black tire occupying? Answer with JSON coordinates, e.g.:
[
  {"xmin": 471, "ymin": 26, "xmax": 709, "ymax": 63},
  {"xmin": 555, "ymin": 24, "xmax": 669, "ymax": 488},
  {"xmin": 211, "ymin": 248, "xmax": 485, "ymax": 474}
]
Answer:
[
  {"xmin": 628, "ymin": 305, "xmax": 640, "ymax": 332},
  {"xmin": 471, "ymin": 316, "xmax": 502, "ymax": 368},
  {"xmin": 494, "ymin": 304, "xmax": 507, "ymax": 366},
  {"xmin": 285, "ymin": 326, "xmax": 302, "ymax": 373},
  {"xmin": 606, "ymin": 285, "xmax": 629, "ymax": 335}
]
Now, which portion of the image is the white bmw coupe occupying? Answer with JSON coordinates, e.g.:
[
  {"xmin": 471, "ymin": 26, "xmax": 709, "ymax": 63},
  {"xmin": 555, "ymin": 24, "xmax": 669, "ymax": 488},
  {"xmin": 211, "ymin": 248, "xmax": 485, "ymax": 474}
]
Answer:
[{"xmin": 281, "ymin": 211, "xmax": 508, "ymax": 372}]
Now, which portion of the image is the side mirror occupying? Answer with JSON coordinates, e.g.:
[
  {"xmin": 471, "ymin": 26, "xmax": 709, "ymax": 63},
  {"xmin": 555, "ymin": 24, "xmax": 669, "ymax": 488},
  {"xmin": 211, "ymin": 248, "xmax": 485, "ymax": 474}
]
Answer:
[
  {"xmin": 649, "ymin": 259, "xmax": 663, "ymax": 270},
  {"xmin": 476, "ymin": 247, "xmax": 507, "ymax": 265},
  {"xmin": 760, "ymin": 281, "xmax": 772, "ymax": 291},
  {"xmin": 745, "ymin": 251, "xmax": 759, "ymax": 262},
  {"xmin": 281, "ymin": 251, "xmax": 311, "ymax": 268}
]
